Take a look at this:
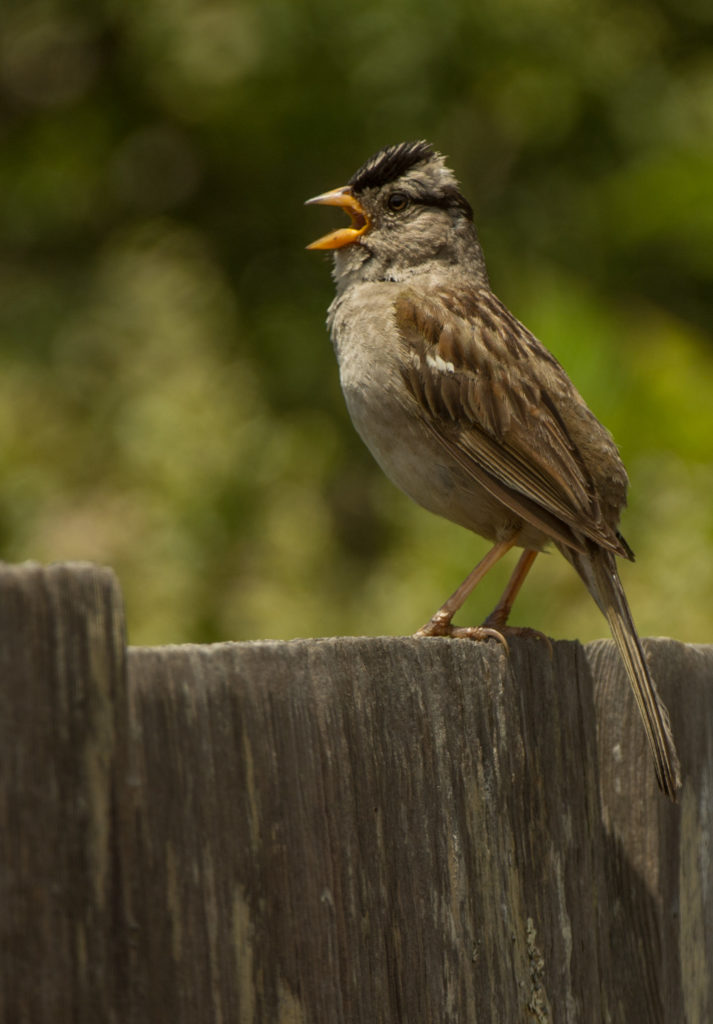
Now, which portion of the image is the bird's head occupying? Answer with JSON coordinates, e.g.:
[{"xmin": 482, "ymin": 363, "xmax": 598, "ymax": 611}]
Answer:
[{"xmin": 306, "ymin": 141, "xmax": 485, "ymax": 287}]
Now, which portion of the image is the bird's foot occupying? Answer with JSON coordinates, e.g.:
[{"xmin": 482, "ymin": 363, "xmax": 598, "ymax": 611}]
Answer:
[
  {"xmin": 415, "ymin": 610, "xmax": 553, "ymax": 655},
  {"xmin": 414, "ymin": 611, "xmax": 508, "ymax": 648}
]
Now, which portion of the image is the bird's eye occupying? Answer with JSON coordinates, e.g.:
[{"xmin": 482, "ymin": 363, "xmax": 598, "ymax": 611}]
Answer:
[{"xmin": 387, "ymin": 192, "xmax": 409, "ymax": 212}]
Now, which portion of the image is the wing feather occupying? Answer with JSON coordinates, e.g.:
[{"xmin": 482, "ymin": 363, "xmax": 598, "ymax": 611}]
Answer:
[{"xmin": 394, "ymin": 288, "xmax": 628, "ymax": 556}]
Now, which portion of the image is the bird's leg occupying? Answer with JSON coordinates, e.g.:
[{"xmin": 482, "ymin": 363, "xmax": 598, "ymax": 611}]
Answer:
[
  {"xmin": 482, "ymin": 548, "xmax": 538, "ymax": 628},
  {"xmin": 481, "ymin": 548, "xmax": 551, "ymax": 647},
  {"xmin": 415, "ymin": 535, "xmax": 519, "ymax": 643}
]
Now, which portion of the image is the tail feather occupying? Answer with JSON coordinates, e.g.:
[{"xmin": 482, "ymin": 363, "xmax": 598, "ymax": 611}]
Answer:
[{"xmin": 569, "ymin": 544, "xmax": 682, "ymax": 799}]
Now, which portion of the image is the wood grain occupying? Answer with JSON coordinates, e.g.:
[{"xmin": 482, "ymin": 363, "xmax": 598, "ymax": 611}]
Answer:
[
  {"xmin": 1, "ymin": 562, "xmax": 711, "ymax": 1022},
  {"xmin": 0, "ymin": 562, "xmax": 126, "ymax": 1023}
]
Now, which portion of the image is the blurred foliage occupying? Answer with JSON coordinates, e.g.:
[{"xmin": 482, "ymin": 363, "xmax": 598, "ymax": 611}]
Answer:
[{"xmin": 1, "ymin": 0, "xmax": 712, "ymax": 644}]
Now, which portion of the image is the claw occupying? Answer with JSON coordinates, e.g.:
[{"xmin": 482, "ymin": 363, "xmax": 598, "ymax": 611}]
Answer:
[
  {"xmin": 483, "ymin": 622, "xmax": 553, "ymax": 657},
  {"xmin": 414, "ymin": 618, "xmax": 509, "ymax": 651}
]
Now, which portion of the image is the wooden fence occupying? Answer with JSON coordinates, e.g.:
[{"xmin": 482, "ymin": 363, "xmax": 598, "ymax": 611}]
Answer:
[{"xmin": 1, "ymin": 561, "xmax": 711, "ymax": 1022}]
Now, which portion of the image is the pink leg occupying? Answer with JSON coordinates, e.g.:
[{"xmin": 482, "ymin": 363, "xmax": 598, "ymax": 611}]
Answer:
[
  {"xmin": 482, "ymin": 549, "xmax": 538, "ymax": 629},
  {"xmin": 482, "ymin": 548, "xmax": 552, "ymax": 648},
  {"xmin": 414, "ymin": 535, "xmax": 519, "ymax": 642}
]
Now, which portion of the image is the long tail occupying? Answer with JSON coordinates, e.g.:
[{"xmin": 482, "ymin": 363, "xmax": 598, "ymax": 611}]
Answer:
[{"xmin": 566, "ymin": 543, "xmax": 682, "ymax": 800}]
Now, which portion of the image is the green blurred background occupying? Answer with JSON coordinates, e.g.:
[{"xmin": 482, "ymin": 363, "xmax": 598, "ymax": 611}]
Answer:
[{"xmin": 2, "ymin": 0, "xmax": 712, "ymax": 645}]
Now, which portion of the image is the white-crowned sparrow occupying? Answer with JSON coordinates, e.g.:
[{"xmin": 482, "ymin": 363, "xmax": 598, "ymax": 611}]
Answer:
[{"xmin": 306, "ymin": 140, "xmax": 681, "ymax": 799}]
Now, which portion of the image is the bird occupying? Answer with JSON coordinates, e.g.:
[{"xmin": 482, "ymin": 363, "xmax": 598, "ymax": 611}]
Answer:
[{"xmin": 306, "ymin": 140, "xmax": 681, "ymax": 799}]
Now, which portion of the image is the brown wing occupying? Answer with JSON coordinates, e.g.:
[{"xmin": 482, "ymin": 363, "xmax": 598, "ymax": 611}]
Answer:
[{"xmin": 394, "ymin": 287, "xmax": 628, "ymax": 556}]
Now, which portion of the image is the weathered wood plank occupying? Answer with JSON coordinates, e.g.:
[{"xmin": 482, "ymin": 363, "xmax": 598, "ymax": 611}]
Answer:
[
  {"xmin": 0, "ymin": 562, "xmax": 126, "ymax": 1024},
  {"xmin": 124, "ymin": 637, "xmax": 610, "ymax": 1023},
  {"xmin": 1, "ymin": 562, "xmax": 711, "ymax": 1022},
  {"xmin": 587, "ymin": 636, "xmax": 713, "ymax": 1024},
  {"xmin": 123, "ymin": 635, "xmax": 713, "ymax": 1023}
]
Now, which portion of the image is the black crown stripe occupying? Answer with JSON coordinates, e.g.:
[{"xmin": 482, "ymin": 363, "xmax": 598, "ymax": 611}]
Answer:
[{"xmin": 349, "ymin": 141, "xmax": 435, "ymax": 193}]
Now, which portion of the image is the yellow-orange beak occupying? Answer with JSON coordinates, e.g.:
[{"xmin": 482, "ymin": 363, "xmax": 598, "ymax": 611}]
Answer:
[{"xmin": 305, "ymin": 186, "xmax": 370, "ymax": 250}]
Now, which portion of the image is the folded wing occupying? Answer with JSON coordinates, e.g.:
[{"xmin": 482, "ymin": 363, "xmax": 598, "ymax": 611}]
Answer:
[{"xmin": 395, "ymin": 287, "xmax": 630, "ymax": 557}]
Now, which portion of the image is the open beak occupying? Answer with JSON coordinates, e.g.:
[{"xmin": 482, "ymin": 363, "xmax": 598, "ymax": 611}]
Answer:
[{"xmin": 305, "ymin": 186, "xmax": 370, "ymax": 250}]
